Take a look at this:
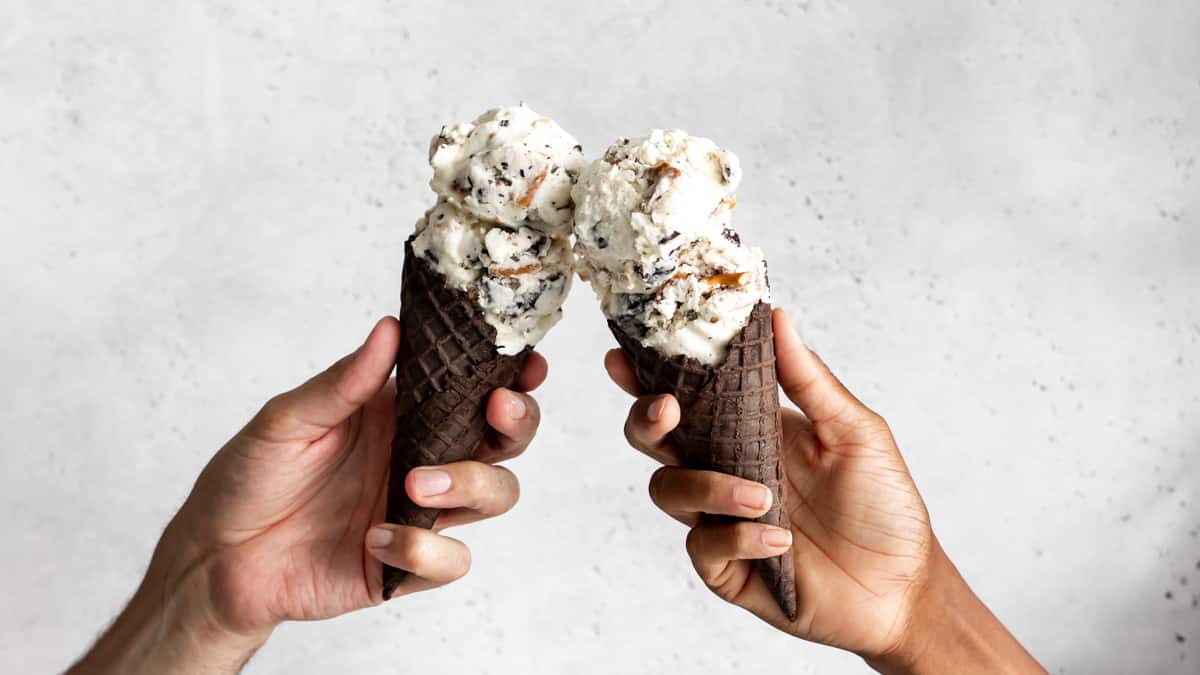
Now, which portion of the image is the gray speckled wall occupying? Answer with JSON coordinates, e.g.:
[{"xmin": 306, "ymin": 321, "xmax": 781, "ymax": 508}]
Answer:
[{"xmin": 2, "ymin": 1, "xmax": 1198, "ymax": 673}]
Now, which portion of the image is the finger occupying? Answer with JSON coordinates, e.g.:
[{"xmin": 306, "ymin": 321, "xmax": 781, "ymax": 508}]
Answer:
[
  {"xmin": 251, "ymin": 317, "xmax": 401, "ymax": 441},
  {"xmin": 405, "ymin": 462, "xmax": 519, "ymax": 523},
  {"xmin": 624, "ymin": 394, "xmax": 682, "ymax": 465},
  {"xmin": 432, "ymin": 506, "xmax": 507, "ymax": 530},
  {"xmin": 365, "ymin": 525, "xmax": 471, "ymax": 591},
  {"xmin": 648, "ymin": 467, "xmax": 773, "ymax": 526},
  {"xmin": 475, "ymin": 389, "xmax": 541, "ymax": 463},
  {"xmin": 515, "ymin": 351, "xmax": 548, "ymax": 393},
  {"xmin": 604, "ymin": 348, "xmax": 640, "ymax": 396},
  {"xmin": 685, "ymin": 522, "xmax": 793, "ymax": 603},
  {"xmin": 772, "ymin": 309, "xmax": 881, "ymax": 430}
]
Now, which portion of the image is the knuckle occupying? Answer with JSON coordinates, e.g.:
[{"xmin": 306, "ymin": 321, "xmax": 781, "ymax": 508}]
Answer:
[
  {"xmin": 453, "ymin": 545, "xmax": 472, "ymax": 580},
  {"xmin": 494, "ymin": 467, "xmax": 520, "ymax": 513},
  {"xmin": 521, "ymin": 394, "xmax": 541, "ymax": 425},
  {"xmin": 251, "ymin": 395, "xmax": 298, "ymax": 439},
  {"xmin": 647, "ymin": 466, "xmax": 672, "ymax": 506},
  {"xmin": 698, "ymin": 474, "xmax": 725, "ymax": 507},
  {"xmin": 503, "ymin": 430, "xmax": 533, "ymax": 458},
  {"xmin": 855, "ymin": 410, "xmax": 892, "ymax": 438},
  {"xmin": 458, "ymin": 462, "xmax": 491, "ymax": 496},
  {"xmin": 622, "ymin": 411, "xmax": 642, "ymax": 448},
  {"xmin": 684, "ymin": 526, "xmax": 705, "ymax": 559},
  {"xmin": 397, "ymin": 531, "xmax": 428, "ymax": 565},
  {"xmin": 733, "ymin": 522, "xmax": 759, "ymax": 554},
  {"xmin": 257, "ymin": 395, "xmax": 289, "ymax": 425},
  {"xmin": 861, "ymin": 408, "xmax": 886, "ymax": 428}
]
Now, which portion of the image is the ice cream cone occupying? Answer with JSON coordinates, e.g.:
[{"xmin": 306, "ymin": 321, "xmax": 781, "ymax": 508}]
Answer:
[
  {"xmin": 383, "ymin": 237, "xmax": 530, "ymax": 599},
  {"xmin": 609, "ymin": 301, "xmax": 797, "ymax": 620}
]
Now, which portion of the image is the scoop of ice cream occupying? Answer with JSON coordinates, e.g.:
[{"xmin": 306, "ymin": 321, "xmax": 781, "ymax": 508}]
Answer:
[
  {"xmin": 572, "ymin": 128, "xmax": 741, "ymax": 294},
  {"xmin": 573, "ymin": 130, "xmax": 767, "ymax": 365},
  {"xmin": 429, "ymin": 105, "xmax": 585, "ymax": 235},
  {"xmin": 600, "ymin": 237, "xmax": 769, "ymax": 365},
  {"xmin": 413, "ymin": 200, "xmax": 572, "ymax": 354}
]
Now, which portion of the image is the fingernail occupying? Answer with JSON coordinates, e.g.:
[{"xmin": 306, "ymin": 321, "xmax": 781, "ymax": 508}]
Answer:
[
  {"xmin": 647, "ymin": 397, "xmax": 666, "ymax": 422},
  {"xmin": 507, "ymin": 394, "xmax": 527, "ymax": 420},
  {"xmin": 366, "ymin": 526, "xmax": 393, "ymax": 548},
  {"xmin": 734, "ymin": 485, "xmax": 771, "ymax": 510},
  {"xmin": 411, "ymin": 469, "xmax": 452, "ymax": 497},
  {"xmin": 762, "ymin": 527, "xmax": 793, "ymax": 549}
]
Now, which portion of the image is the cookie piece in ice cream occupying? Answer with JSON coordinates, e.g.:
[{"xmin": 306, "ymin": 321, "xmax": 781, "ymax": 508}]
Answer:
[{"xmin": 618, "ymin": 238, "xmax": 768, "ymax": 365}]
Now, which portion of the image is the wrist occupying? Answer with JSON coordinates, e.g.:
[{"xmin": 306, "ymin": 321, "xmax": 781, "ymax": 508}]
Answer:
[
  {"xmin": 865, "ymin": 538, "xmax": 1045, "ymax": 675},
  {"xmin": 69, "ymin": 519, "xmax": 272, "ymax": 674},
  {"xmin": 864, "ymin": 539, "xmax": 964, "ymax": 674}
]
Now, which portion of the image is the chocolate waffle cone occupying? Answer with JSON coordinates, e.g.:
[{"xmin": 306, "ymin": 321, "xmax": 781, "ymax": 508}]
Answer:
[
  {"xmin": 609, "ymin": 301, "xmax": 796, "ymax": 620},
  {"xmin": 383, "ymin": 238, "xmax": 530, "ymax": 599}
]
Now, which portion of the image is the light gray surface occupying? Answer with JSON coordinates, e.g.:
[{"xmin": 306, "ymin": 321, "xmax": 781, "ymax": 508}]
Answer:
[{"xmin": 2, "ymin": 1, "xmax": 1198, "ymax": 673}]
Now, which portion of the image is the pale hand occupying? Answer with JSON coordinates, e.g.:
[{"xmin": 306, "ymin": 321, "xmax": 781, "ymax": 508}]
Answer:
[{"xmin": 69, "ymin": 317, "xmax": 547, "ymax": 674}]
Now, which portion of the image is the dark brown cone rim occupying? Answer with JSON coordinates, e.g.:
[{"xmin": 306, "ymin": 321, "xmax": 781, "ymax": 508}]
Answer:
[
  {"xmin": 382, "ymin": 238, "xmax": 529, "ymax": 599},
  {"xmin": 609, "ymin": 302, "xmax": 797, "ymax": 621}
]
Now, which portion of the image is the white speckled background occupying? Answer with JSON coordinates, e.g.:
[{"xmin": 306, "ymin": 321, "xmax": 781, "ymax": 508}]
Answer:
[{"xmin": 2, "ymin": 1, "xmax": 1198, "ymax": 673}]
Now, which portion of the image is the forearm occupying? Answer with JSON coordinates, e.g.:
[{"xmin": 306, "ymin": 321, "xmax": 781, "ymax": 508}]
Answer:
[
  {"xmin": 867, "ymin": 539, "xmax": 1046, "ymax": 675},
  {"xmin": 67, "ymin": 536, "xmax": 269, "ymax": 675}
]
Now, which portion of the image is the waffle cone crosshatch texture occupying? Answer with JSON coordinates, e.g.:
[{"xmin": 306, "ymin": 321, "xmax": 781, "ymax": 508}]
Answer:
[
  {"xmin": 610, "ymin": 301, "xmax": 797, "ymax": 621},
  {"xmin": 384, "ymin": 238, "xmax": 530, "ymax": 599}
]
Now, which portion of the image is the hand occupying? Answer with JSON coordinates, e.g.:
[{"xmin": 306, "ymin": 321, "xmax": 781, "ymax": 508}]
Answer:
[
  {"xmin": 607, "ymin": 309, "xmax": 1045, "ymax": 674},
  {"xmin": 70, "ymin": 317, "xmax": 547, "ymax": 674}
]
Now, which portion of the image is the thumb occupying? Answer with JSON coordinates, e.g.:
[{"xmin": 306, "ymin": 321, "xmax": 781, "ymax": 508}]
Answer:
[
  {"xmin": 772, "ymin": 309, "xmax": 884, "ymax": 437},
  {"xmin": 251, "ymin": 317, "xmax": 400, "ymax": 442}
]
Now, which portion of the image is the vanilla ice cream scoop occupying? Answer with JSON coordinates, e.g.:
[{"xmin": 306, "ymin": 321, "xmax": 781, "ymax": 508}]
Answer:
[
  {"xmin": 430, "ymin": 105, "xmax": 586, "ymax": 235},
  {"xmin": 572, "ymin": 130, "xmax": 767, "ymax": 365},
  {"xmin": 572, "ymin": 129, "xmax": 742, "ymax": 293},
  {"xmin": 414, "ymin": 105, "xmax": 580, "ymax": 354}
]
